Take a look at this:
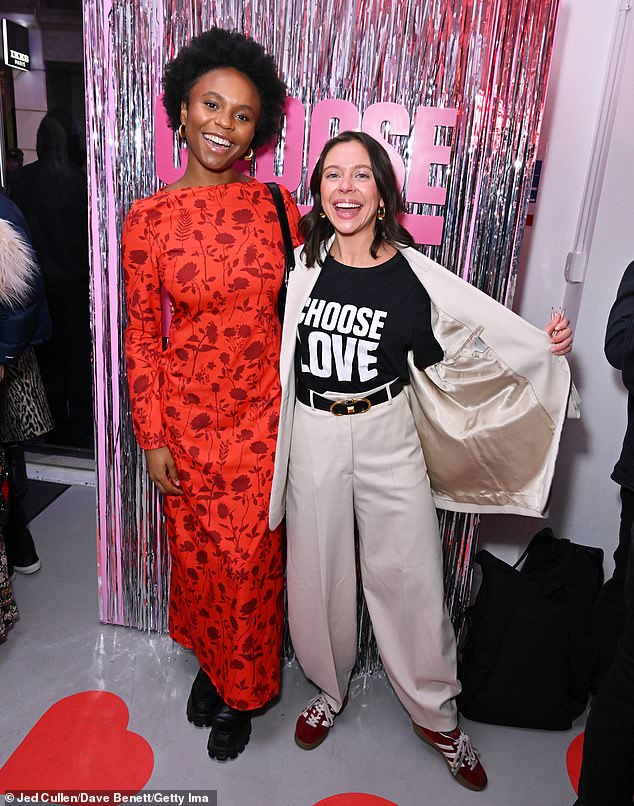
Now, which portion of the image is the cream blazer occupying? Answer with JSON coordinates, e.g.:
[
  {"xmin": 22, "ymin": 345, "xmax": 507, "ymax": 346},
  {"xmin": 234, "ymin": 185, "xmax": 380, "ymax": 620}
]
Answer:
[{"xmin": 269, "ymin": 242, "xmax": 572, "ymax": 529}]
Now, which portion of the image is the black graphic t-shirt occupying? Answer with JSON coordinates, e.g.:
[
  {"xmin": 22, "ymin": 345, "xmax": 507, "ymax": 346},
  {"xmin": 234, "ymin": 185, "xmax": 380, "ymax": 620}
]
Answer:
[{"xmin": 295, "ymin": 252, "xmax": 444, "ymax": 394}]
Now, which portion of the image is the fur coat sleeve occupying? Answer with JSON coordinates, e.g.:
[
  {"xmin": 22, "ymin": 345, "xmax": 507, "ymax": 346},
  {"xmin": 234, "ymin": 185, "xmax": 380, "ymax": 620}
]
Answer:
[{"xmin": 0, "ymin": 196, "xmax": 51, "ymax": 364}]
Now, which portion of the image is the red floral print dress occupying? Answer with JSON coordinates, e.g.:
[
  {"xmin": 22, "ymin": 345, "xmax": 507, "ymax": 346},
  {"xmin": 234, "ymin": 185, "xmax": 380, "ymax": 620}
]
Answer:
[{"xmin": 122, "ymin": 181, "xmax": 301, "ymax": 709}]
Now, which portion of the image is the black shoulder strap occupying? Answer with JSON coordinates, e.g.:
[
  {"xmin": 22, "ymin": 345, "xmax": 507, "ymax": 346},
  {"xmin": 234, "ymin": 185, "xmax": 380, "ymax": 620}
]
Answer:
[{"xmin": 265, "ymin": 182, "xmax": 295, "ymax": 286}]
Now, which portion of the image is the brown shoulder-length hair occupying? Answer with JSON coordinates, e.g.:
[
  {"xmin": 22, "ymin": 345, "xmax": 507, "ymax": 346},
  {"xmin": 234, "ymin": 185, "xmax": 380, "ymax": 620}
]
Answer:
[{"xmin": 300, "ymin": 130, "xmax": 415, "ymax": 267}]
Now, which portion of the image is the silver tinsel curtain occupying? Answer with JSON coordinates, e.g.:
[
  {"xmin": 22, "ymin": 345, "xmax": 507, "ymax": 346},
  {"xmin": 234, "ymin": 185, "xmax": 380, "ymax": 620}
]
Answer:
[{"xmin": 84, "ymin": 0, "xmax": 559, "ymax": 672}]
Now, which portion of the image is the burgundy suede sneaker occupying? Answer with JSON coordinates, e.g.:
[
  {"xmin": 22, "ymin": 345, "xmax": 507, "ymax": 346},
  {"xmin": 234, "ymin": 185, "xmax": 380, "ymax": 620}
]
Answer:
[
  {"xmin": 295, "ymin": 693, "xmax": 347, "ymax": 749},
  {"xmin": 414, "ymin": 723, "xmax": 488, "ymax": 791}
]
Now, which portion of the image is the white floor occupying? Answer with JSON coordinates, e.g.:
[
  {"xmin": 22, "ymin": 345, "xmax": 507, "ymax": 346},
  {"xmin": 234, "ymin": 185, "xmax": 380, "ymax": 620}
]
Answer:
[{"xmin": 0, "ymin": 485, "xmax": 584, "ymax": 806}]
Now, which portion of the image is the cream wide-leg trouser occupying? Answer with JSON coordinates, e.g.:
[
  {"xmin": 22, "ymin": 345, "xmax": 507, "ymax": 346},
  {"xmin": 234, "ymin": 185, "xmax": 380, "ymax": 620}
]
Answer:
[{"xmin": 286, "ymin": 388, "xmax": 460, "ymax": 731}]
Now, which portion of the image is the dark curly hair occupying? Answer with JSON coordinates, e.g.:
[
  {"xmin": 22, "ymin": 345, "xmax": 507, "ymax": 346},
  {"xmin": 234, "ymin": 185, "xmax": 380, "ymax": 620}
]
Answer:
[
  {"xmin": 162, "ymin": 27, "xmax": 286, "ymax": 150},
  {"xmin": 300, "ymin": 130, "xmax": 415, "ymax": 267}
]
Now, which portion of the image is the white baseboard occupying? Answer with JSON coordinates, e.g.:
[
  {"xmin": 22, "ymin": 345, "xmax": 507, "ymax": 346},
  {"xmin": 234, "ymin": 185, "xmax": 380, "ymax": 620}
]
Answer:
[{"xmin": 25, "ymin": 461, "xmax": 96, "ymax": 487}]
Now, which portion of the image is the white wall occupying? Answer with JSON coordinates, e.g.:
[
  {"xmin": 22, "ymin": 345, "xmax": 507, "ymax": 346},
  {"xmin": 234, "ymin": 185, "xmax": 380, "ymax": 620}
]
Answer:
[{"xmin": 480, "ymin": 0, "xmax": 634, "ymax": 574}]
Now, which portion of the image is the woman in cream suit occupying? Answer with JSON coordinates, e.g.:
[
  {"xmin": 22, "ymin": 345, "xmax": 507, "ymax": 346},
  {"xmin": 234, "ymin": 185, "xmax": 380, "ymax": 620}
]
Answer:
[{"xmin": 270, "ymin": 131, "xmax": 572, "ymax": 791}]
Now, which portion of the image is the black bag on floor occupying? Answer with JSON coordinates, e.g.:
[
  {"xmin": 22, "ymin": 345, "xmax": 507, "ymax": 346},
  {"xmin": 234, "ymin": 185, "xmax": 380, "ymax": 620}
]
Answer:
[{"xmin": 457, "ymin": 528, "xmax": 603, "ymax": 730}]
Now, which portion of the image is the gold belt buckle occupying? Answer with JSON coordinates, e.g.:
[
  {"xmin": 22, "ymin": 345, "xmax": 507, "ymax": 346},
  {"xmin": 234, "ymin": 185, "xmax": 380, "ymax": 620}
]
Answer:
[{"xmin": 329, "ymin": 397, "xmax": 372, "ymax": 416}]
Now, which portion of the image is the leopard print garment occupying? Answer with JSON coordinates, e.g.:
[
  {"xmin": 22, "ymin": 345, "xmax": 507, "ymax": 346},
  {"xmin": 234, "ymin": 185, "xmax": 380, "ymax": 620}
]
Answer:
[
  {"xmin": 0, "ymin": 445, "xmax": 18, "ymax": 640},
  {"xmin": 0, "ymin": 348, "xmax": 53, "ymax": 442}
]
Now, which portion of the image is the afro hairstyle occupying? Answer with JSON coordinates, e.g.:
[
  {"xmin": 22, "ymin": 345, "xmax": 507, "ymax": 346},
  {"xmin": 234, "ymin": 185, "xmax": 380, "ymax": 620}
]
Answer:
[{"xmin": 162, "ymin": 27, "xmax": 286, "ymax": 150}]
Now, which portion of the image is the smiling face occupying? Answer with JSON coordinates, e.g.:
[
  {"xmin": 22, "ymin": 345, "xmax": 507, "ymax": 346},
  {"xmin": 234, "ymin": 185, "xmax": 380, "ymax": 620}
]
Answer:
[
  {"xmin": 180, "ymin": 67, "xmax": 261, "ymax": 186},
  {"xmin": 319, "ymin": 140, "xmax": 383, "ymax": 248}
]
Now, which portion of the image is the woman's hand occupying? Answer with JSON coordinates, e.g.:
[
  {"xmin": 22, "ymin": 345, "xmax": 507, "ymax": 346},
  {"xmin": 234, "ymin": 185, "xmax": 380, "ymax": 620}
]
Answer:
[
  {"xmin": 544, "ymin": 310, "xmax": 573, "ymax": 356},
  {"xmin": 0, "ymin": 364, "xmax": 4, "ymax": 382},
  {"xmin": 144, "ymin": 446, "xmax": 183, "ymax": 495}
]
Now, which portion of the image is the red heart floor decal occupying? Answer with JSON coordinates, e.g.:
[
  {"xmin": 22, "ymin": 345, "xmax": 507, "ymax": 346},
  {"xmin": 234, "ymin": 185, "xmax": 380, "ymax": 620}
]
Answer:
[
  {"xmin": 0, "ymin": 691, "xmax": 154, "ymax": 793},
  {"xmin": 313, "ymin": 795, "xmax": 398, "ymax": 805},
  {"xmin": 566, "ymin": 732, "xmax": 584, "ymax": 796}
]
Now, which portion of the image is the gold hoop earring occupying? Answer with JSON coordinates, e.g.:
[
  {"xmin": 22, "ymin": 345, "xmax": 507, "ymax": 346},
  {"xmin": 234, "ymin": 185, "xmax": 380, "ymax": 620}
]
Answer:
[
  {"xmin": 243, "ymin": 147, "xmax": 254, "ymax": 161},
  {"xmin": 178, "ymin": 123, "xmax": 186, "ymax": 142},
  {"xmin": 319, "ymin": 210, "xmax": 327, "ymax": 219},
  {"xmin": 377, "ymin": 205, "xmax": 386, "ymax": 221}
]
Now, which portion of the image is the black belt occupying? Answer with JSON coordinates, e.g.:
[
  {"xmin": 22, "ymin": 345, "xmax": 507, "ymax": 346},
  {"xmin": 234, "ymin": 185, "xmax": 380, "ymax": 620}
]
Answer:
[{"xmin": 296, "ymin": 379, "xmax": 404, "ymax": 416}]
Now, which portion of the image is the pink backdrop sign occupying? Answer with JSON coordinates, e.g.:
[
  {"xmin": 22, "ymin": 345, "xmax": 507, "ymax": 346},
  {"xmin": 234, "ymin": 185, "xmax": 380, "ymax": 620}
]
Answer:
[{"xmin": 155, "ymin": 96, "xmax": 458, "ymax": 244}]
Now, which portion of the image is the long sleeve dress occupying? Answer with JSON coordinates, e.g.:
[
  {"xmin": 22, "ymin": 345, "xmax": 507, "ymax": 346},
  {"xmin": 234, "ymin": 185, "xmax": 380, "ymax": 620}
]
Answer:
[{"xmin": 122, "ymin": 180, "xmax": 300, "ymax": 709}]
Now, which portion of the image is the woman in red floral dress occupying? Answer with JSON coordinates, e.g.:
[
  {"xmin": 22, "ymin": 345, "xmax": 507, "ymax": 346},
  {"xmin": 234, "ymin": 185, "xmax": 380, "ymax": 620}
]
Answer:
[{"xmin": 122, "ymin": 28, "xmax": 300, "ymax": 761}]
